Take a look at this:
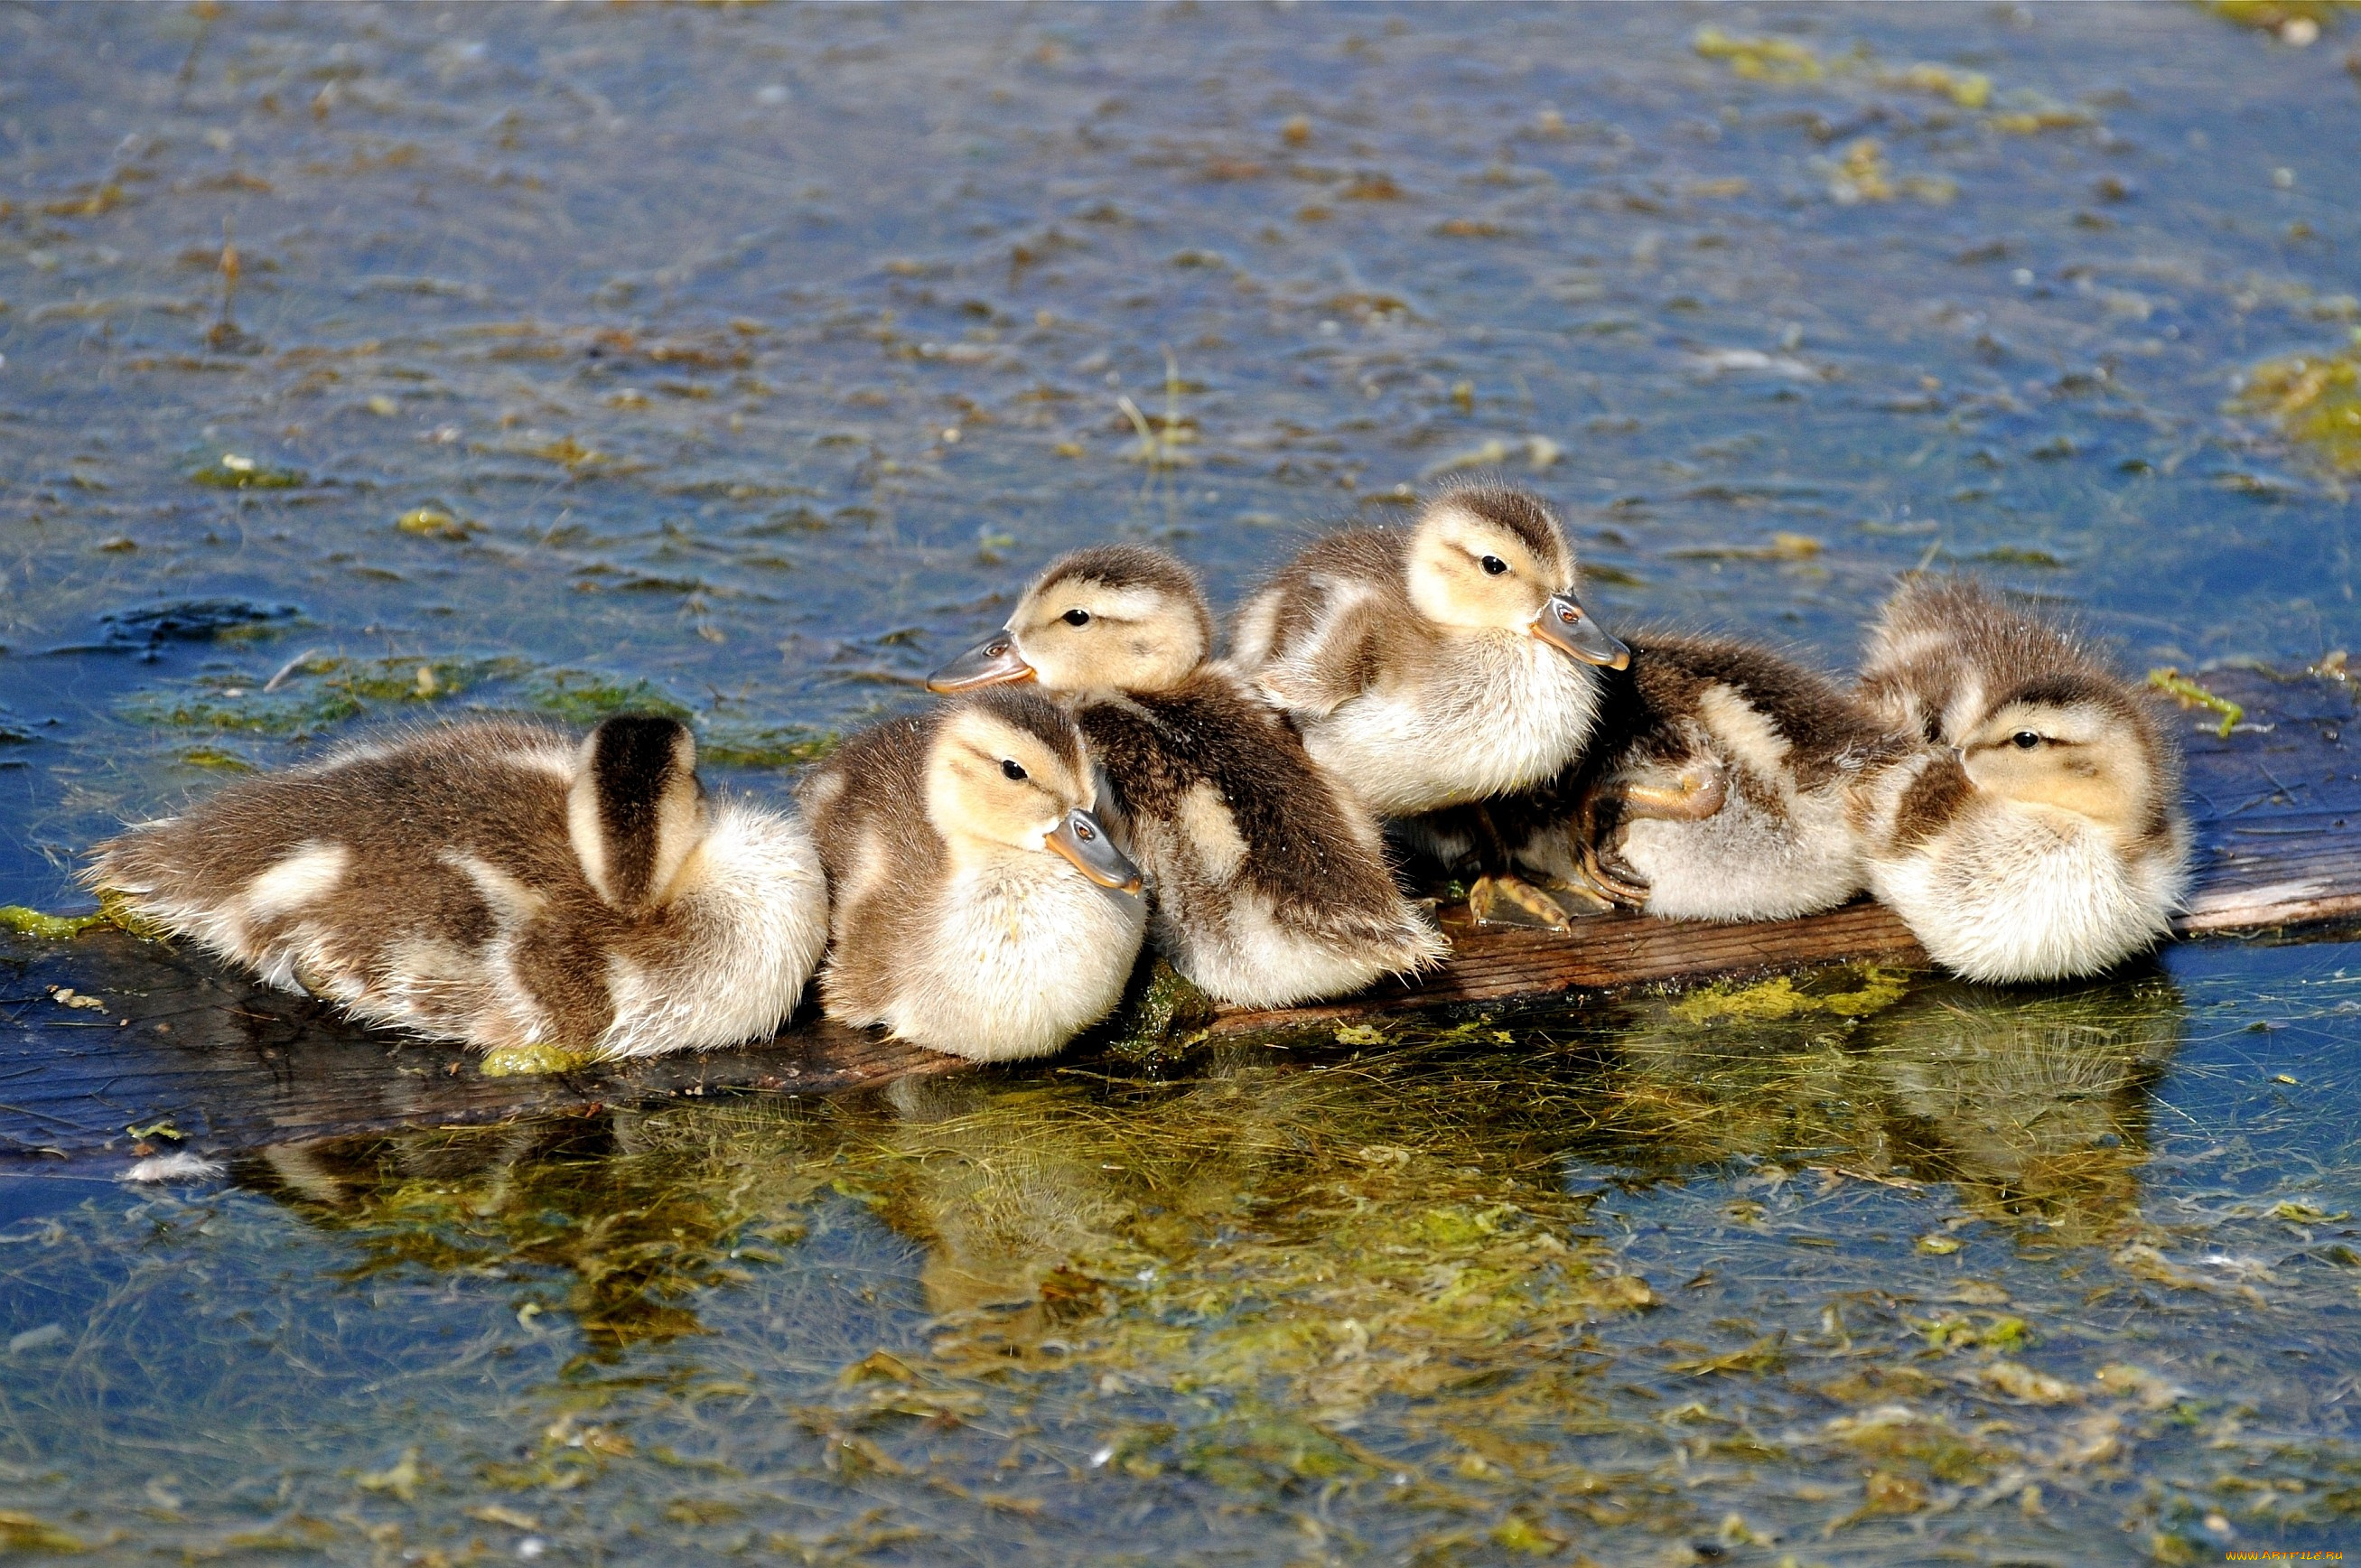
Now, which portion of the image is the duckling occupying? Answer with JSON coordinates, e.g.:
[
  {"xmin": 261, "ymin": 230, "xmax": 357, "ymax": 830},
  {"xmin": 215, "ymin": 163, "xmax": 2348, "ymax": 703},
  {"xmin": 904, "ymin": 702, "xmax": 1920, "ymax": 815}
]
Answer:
[
  {"xmin": 799, "ymin": 687, "xmax": 1146, "ymax": 1061},
  {"xmin": 1852, "ymin": 578, "xmax": 2189, "ymax": 983},
  {"xmin": 1229, "ymin": 483, "xmax": 1630, "ymax": 817},
  {"xmin": 86, "ymin": 714, "xmax": 829, "ymax": 1058},
  {"xmin": 1488, "ymin": 633, "xmax": 1917, "ymax": 922},
  {"xmin": 928, "ymin": 545, "xmax": 1443, "ymax": 1008}
]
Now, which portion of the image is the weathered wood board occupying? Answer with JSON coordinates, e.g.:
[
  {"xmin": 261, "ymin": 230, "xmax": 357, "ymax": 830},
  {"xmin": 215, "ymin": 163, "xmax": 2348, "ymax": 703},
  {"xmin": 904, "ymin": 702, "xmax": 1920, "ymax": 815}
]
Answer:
[{"xmin": 4, "ymin": 667, "xmax": 2354, "ymax": 1162}]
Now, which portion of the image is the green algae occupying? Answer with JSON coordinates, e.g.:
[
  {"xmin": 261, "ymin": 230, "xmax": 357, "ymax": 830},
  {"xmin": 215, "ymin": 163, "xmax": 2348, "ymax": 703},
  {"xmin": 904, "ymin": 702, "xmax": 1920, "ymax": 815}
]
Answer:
[
  {"xmin": 477, "ymin": 1042, "xmax": 596, "ymax": 1078},
  {"xmin": 1668, "ymin": 964, "xmax": 1909, "ymax": 1025},
  {"xmin": 2235, "ymin": 344, "xmax": 2361, "ymax": 476},
  {"xmin": 176, "ymin": 746, "xmax": 253, "ymax": 771},
  {"xmin": 395, "ymin": 504, "xmax": 476, "ymax": 541},
  {"xmin": 1102, "ymin": 957, "xmax": 1217, "ymax": 1062},
  {"xmin": 2205, "ymin": 0, "xmax": 2357, "ymax": 34},
  {"xmin": 1692, "ymin": 26, "xmax": 1828, "ymax": 83},
  {"xmin": 0, "ymin": 1512, "xmax": 86, "ymax": 1553},
  {"xmin": 0, "ymin": 905, "xmax": 107, "ymax": 940},
  {"xmin": 696, "ymin": 722, "xmax": 839, "ymax": 770},
  {"xmin": 186, "ymin": 453, "xmax": 305, "ymax": 489},
  {"xmin": 524, "ymin": 669, "xmax": 695, "ymax": 726},
  {"xmin": 121, "ymin": 655, "xmax": 528, "ymax": 737},
  {"xmin": 2149, "ymin": 667, "xmax": 2246, "ymax": 737}
]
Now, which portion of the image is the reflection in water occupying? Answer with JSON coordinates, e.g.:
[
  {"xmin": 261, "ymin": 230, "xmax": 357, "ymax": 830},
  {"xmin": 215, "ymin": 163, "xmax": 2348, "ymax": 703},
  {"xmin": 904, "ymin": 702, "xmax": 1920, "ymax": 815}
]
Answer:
[
  {"xmin": 1862, "ymin": 974, "xmax": 2176, "ymax": 1243},
  {"xmin": 246, "ymin": 1112, "xmax": 833, "ymax": 1353},
  {"xmin": 1563, "ymin": 965, "xmax": 2175, "ymax": 1242},
  {"xmin": 236, "ymin": 967, "xmax": 2179, "ymax": 1391},
  {"xmin": 48, "ymin": 957, "xmax": 2356, "ymax": 1561}
]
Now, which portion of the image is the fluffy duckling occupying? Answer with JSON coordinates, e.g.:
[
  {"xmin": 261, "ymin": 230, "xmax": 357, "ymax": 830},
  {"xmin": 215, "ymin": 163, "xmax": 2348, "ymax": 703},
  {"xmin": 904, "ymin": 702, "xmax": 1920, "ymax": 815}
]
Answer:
[
  {"xmin": 1228, "ymin": 484, "xmax": 1630, "ymax": 817},
  {"xmin": 87, "ymin": 715, "xmax": 828, "ymax": 1058},
  {"xmin": 928, "ymin": 545, "xmax": 1443, "ymax": 1008},
  {"xmin": 1852, "ymin": 578, "xmax": 2189, "ymax": 982},
  {"xmin": 1494, "ymin": 633, "xmax": 1916, "ymax": 922},
  {"xmin": 799, "ymin": 688, "xmax": 1146, "ymax": 1061}
]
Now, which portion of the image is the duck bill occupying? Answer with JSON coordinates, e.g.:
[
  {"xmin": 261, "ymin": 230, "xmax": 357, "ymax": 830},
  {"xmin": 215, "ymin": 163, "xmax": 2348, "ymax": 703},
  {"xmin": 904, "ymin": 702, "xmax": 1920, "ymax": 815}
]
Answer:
[
  {"xmin": 927, "ymin": 638, "xmax": 1036, "ymax": 693},
  {"xmin": 1045, "ymin": 808, "xmax": 1143, "ymax": 894},
  {"xmin": 1530, "ymin": 593, "xmax": 1630, "ymax": 669}
]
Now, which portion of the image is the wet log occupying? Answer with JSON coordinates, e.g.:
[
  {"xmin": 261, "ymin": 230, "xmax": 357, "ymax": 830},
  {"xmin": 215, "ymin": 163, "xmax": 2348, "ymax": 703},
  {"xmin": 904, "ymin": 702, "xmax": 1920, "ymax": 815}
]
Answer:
[{"xmin": 3, "ymin": 667, "xmax": 2353, "ymax": 1160}]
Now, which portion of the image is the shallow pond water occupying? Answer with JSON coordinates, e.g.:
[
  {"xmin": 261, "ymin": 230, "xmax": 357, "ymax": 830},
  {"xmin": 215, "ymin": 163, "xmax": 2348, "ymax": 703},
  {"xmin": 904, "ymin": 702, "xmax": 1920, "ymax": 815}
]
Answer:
[
  {"xmin": 5, "ymin": 943, "xmax": 2361, "ymax": 1564},
  {"xmin": 2, "ymin": 2, "xmax": 2360, "ymax": 1563}
]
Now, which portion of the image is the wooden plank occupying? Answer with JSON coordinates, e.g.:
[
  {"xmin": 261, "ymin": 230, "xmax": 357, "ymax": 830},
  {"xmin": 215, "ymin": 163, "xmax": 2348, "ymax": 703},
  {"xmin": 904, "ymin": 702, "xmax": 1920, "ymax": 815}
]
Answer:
[{"xmin": 3, "ymin": 666, "xmax": 2354, "ymax": 1160}]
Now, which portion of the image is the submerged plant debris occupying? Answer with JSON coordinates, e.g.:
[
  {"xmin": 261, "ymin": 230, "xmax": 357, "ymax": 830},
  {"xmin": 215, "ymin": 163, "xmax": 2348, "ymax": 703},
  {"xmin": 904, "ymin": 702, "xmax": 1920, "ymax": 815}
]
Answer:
[{"xmin": 1, "ymin": 947, "xmax": 2357, "ymax": 1563}]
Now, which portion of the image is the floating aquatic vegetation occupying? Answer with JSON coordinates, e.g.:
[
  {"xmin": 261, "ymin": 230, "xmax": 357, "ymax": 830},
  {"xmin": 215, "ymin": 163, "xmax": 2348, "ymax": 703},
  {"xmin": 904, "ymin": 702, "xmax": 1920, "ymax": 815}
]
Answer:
[
  {"xmin": 2233, "ymin": 343, "xmax": 2361, "ymax": 475},
  {"xmin": 1985, "ymin": 90, "xmax": 2096, "ymax": 135},
  {"xmin": 186, "ymin": 452, "xmax": 305, "ymax": 489},
  {"xmin": 176, "ymin": 745, "xmax": 254, "ymax": 770},
  {"xmin": 1692, "ymin": 26, "xmax": 1827, "ymax": 82},
  {"xmin": 523, "ymin": 668, "xmax": 695, "ymax": 726},
  {"xmin": 1668, "ymin": 965, "xmax": 1908, "ymax": 1025},
  {"xmin": 696, "ymin": 722, "xmax": 840, "ymax": 770},
  {"xmin": 395, "ymin": 504, "xmax": 477, "ymax": 541},
  {"xmin": 1102, "ymin": 957, "xmax": 1217, "ymax": 1061},
  {"xmin": 1887, "ymin": 61, "xmax": 1992, "ymax": 108},
  {"xmin": 477, "ymin": 1042, "xmax": 594, "ymax": 1078},
  {"xmin": 2205, "ymin": 0, "xmax": 2355, "ymax": 43},
  {"xmin": 2149, "ymin": 667, "xmax": 2245, "ymax": 736},
  {"xmin": 0, "ymin": 905, "xmax": 107, "ymax": 939},
  {"xmin": 1821, "ymin": 138, "xmax": 1957, "ymax": 205},
  {"xmin": 1668, "ymin": 531, "xmax": 1825, "ymax": 561},
  {"xmin": 1419, "ymin": 434, "xmax": 1562, "ymax": 479},
  {"xmin": 121, "ymin": 655, "xmax": 527, "ymax": 736}
]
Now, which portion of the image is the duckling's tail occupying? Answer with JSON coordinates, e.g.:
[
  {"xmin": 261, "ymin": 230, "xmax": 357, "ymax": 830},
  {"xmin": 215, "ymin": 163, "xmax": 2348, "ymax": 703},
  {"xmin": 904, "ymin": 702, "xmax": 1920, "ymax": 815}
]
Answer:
[{"xmin": 568, "ymin": 714, "xmax": 707, "ymax": 914}]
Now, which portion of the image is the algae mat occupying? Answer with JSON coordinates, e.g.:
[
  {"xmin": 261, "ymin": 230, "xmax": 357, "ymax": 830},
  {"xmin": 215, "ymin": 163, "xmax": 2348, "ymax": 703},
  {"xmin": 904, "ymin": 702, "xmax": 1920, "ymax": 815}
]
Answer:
[{"xmin": 2, "ymin": 947, "xmax": 2359, "ymax": 1563}]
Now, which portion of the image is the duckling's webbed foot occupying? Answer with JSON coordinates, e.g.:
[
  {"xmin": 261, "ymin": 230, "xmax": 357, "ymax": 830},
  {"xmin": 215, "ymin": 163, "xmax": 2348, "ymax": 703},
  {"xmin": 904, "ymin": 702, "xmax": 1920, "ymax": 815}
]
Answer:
[
  {"xmin": 1468, "ymin": 873, "xmax": 1579, "ymax": 933},
  {"xmin": 1561, "ymin": 785, "xmax": 1648, "ymax": 910},
  {"xmin": 1571, "ymin": 839, "xmax": 1650, "ymax": 910},
  {"xmin": 1616, "ymin": 761, "xmax": 1729, "ymax": 823},
  {"xmin": 1452, "ymin": 799, "xmax": 1574, "ymax": 931}
]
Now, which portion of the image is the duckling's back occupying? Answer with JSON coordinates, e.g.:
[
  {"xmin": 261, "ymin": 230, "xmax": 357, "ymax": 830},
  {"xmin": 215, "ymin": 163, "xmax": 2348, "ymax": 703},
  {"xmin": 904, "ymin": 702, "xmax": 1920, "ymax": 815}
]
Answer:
[
  {"xmin": 1074, "ymin": 668, "xmax": 1442, "ymax": 1006},
  {"xmin": 90, "ymin": 717, "xmax": 828, "ymax": 1055},
  {"xmin": 1228, "ymin": 527, "xmax": 1412, "ymax": 677},
  {"xmin": 91, "ymin": 721, "xmax": 587, "ymax": 1043}
]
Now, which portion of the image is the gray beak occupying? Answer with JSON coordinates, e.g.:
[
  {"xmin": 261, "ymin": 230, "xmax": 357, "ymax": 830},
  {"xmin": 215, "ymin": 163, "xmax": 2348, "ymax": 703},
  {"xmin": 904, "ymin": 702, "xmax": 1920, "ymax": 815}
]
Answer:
[
  {"xmin": 1530, "ymin": 593, "xmax": 1631, "ymax": 669},
  {"xmin": 1045, "ymin": 808, "xmax": 1143, "ymax": 894},
  {"xmin": 927, "ymin": 637, "xmax": 1036, "ymax": 694}
]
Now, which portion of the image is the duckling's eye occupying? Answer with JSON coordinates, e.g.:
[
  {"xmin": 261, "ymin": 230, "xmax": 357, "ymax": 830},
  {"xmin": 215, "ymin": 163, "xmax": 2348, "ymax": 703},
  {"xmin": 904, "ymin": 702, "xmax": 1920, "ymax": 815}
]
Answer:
[
  {"xmin": 1001, "ymin": 759, "xmax": 1029, "ymax": 780},
  {"xmin": 1061, "ymin": 608, "xmax": 1091, "ymax": 627},
  {"xmin": 2011, "ymin": 731, "xmax": 2042, "ymax": 750},
  {"xmin": 1479, "ymin": 555, "xmax": 1509, "ymax": 576}
]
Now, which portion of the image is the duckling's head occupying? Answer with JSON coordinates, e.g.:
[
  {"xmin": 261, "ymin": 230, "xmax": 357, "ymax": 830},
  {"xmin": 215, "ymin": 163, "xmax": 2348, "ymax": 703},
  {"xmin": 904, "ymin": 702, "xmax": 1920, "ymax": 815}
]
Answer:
[
  {"xmin": 1955, "ymin": 677, "xmax": 2169, "ymax": 840},
  {"xmin": 929, "ymin": 546, "xmax": 1211, "ymax": 695},
  {"xmin": 1404, "ymin": 485, "xmax": 1628, "ymax": 667},
  {"xmin": 568, "ymin": 714, "xmax": 707, "ymax": 914},
  {"xmin": 924, "ymin": 689, "xmax": 1143, "ymax": 891}
]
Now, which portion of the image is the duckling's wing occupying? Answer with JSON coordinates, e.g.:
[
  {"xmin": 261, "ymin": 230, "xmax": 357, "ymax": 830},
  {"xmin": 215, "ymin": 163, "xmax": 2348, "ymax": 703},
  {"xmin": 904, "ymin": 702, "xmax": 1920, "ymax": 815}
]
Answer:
[
  {"xmin": 1249, "ymin": 583, "xmax": 1396, "ymax": 718},
  {"xmin": 1095, "ymin": 683, "xmax": 1420, "ymax": 935},
  {"xmin": 1233, "ymin": 529, "xmax": 1410, "ymax": 717},
  {"xmin": 798, "ymin": 715, "xmax": 944, "ymax": 1024}
]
